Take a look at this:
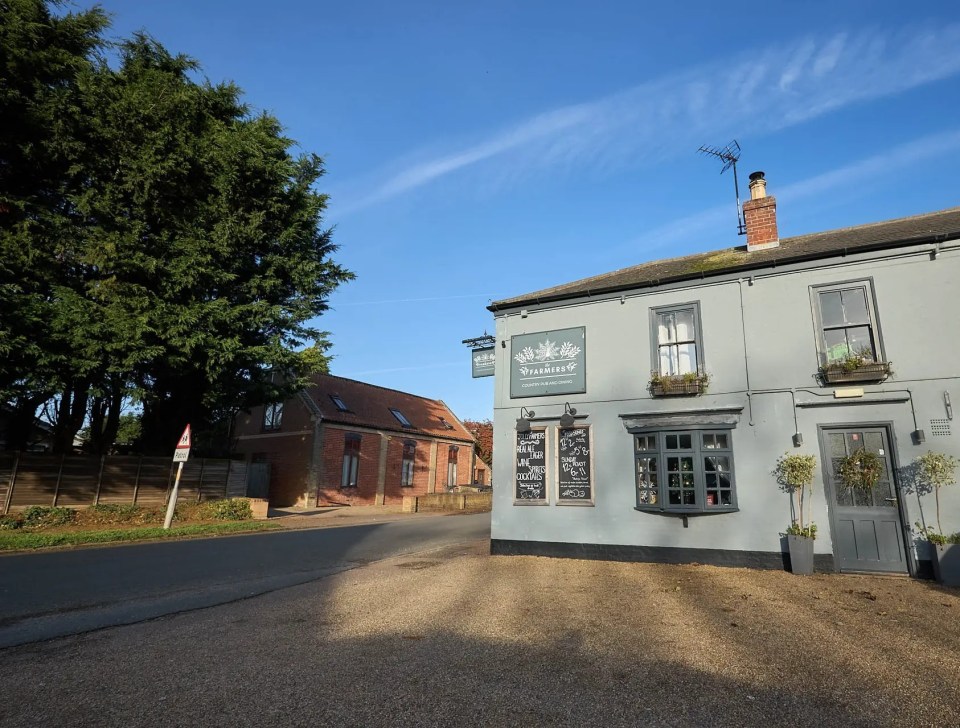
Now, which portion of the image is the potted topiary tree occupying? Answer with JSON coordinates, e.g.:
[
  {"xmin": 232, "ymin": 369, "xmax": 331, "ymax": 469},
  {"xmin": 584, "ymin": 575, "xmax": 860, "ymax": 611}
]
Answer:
[
  {"xmin": 775, "ymin": 453, "xmax": 818, "ymax": 575},
  {"xmin": 914, "ymin": 451, "xmax": 959, "ymax": 586}
]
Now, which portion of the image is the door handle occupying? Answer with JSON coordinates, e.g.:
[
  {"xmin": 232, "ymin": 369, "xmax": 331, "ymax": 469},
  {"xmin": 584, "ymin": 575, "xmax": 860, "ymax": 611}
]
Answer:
[{"xmin": 884, "ymin": 497, "xmax": 898, "ymax": 503}]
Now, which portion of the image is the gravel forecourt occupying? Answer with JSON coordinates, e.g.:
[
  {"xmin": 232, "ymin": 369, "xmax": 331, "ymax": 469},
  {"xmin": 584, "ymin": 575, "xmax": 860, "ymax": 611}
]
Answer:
[{"xmin": 1, "ymin": 538, "xmax": 958, "ymax": 727}]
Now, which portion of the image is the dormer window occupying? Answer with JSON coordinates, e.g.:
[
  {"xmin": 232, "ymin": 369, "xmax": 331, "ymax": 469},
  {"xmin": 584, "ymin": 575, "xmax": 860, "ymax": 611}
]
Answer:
[
  {"xmin": 330, "ymin": 395, "xmax": 349, "ymax": 412},
  {"xmin": 439, "ymin": 417, "xmax": 454, "ymax": 430},
  {"xmin": 390, "ymin": 408, "xmax": 413, "ymax": 428}
]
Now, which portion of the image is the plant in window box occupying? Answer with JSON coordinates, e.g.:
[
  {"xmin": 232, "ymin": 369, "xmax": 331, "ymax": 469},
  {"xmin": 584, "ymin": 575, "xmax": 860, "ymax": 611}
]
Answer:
[
  {"xmin": 648, "ymin": 371, "xmax": 710, "ymax": 396},
  {"xmin": 775, "ymin": 453, "xmax": 818, "ymax": 575},
  {"xmin": 836, "ymin": 448, "xmax": 884, "ymax": 492},
  {"xmin": 820, "ymin": 348, "xmax": 892, "ymax": 384},
  {"xmin": 912, "ymin": 452, "xmax": 960, "ymax": 586}
]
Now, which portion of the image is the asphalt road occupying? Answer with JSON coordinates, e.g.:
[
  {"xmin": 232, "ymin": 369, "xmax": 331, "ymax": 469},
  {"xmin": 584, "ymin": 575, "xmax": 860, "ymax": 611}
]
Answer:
[{"xmin": 0, "ymin": 511, "xmax": 490, "ymax": 648}]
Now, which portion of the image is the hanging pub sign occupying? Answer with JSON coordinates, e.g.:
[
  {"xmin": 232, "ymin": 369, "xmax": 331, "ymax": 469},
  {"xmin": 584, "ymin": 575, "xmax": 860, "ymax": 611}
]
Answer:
[
  {"xmin": 557, "ymin": 426, "xmax": 592, "ymax": 504},
  {"xmin": 510, "ymin": 327, "xmax": 586, "ymax": 398},
  {"xmin": 514, "ymin": 429, "xmax": 547, "ymax": 502},
  {"xmin": 471, "ymin": 346, "xmax": 495, "ymax": 378}
]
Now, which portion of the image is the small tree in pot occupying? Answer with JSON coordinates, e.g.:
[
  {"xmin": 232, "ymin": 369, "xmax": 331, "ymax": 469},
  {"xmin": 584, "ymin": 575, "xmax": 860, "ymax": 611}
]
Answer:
[
  {"xmin": 775, "ymin": 453, "xmax": 818, "ymax": 575},
  {"xmin": 914, "ymin": 451, "xmax": 959, "ymax": 586}
]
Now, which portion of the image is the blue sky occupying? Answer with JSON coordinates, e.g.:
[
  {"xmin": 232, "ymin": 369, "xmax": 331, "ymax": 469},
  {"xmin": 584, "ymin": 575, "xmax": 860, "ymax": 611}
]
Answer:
[{"xmin": 87, "ymin": 0, "xmax": 960, "ymax": 422}]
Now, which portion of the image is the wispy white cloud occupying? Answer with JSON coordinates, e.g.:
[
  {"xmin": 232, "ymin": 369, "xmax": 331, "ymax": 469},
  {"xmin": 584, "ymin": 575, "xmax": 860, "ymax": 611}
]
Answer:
[
  {"xmin": 616, "ymin": 127, "xmax": 960, "ymax": 257},
  {"xmin": 337, "ymin": 24, "xmax": 960, "ymax": 213}
]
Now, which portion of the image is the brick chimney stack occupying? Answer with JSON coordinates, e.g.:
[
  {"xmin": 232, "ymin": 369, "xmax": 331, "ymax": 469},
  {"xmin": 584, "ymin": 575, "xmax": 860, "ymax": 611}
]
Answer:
[{"xmin": 742, "ymin": 171, "xmax": 779, "ymax": 251}]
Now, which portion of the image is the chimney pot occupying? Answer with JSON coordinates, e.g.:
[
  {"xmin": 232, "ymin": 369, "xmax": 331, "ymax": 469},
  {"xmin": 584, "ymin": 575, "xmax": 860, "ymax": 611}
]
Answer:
[
  {"xmin": 742, "ymin": 171, "xmax": 779, "ymax": 251},
  {"xmin": 748, "ymin": 170, "xmax": 767, "ymax": 200}
]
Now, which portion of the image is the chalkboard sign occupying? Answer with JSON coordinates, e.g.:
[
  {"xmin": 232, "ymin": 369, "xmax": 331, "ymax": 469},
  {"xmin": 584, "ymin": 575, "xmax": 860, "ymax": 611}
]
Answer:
[
  {"xmin": 515, "ymin": 429, "xmax": 547, "ymax": 502},
  {"xmin": 557, "ymin": 427, "xmax": 592, "ymax": 503}
]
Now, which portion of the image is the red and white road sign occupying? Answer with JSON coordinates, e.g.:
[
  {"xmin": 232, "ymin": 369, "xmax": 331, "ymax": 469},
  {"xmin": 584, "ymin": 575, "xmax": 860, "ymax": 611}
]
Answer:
[{"xmin": 173, "ymin": 424, "xmax": 191, "ymax": 462}]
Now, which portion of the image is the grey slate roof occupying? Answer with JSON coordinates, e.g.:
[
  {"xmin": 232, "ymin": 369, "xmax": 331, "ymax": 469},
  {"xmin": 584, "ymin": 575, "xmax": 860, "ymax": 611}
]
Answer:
[{"xmin": 489, "ymin": 206, "xmax": 960, "ymax": 311}]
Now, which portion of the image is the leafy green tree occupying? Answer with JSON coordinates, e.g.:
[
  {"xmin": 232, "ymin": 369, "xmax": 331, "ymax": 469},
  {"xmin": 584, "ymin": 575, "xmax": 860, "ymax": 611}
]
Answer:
[
  {"xmin": 0, "ymin": 0, "xmax": 109, "ymax": 449},
  {"xmin": 1, "ymin": 3, "xmax": 352, "ymax": 454}
]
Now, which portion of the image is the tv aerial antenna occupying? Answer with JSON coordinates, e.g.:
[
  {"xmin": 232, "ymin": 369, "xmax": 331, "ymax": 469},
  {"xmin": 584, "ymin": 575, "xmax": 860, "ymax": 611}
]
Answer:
[{"xmin": 698, "ymin": 140, "xmax": 746, "ymax": 236}]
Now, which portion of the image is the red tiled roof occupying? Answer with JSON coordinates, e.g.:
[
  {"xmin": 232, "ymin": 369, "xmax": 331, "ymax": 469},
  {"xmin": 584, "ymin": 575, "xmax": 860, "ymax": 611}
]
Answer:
[{"xmin": 305, "ymin": 374, "xmax": 475, "ymax": 443}]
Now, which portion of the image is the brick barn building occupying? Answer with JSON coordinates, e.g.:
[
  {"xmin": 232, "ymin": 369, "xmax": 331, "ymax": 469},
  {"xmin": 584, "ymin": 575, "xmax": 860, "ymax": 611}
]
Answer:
[{"xmin": 233, "ymin": 374, "xmax": 480, "ymax": 507}]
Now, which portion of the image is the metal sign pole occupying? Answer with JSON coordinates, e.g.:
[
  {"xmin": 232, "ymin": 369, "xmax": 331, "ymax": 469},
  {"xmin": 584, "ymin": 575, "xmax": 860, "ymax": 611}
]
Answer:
[
  {"xmin": 164, "ymin": 424, "xmax": 191, "ymax": 530},
  {"xmin": 163, "ymin": 461, "xmax": 184, "ymax": 530}
]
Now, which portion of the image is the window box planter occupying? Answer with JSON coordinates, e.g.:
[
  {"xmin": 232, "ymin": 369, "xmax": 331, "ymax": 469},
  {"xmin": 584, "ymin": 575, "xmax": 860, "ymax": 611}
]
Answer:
[
  {"xmin": 649, "ymin": 374, "xmax": 709, "ymax": 397},
  {"xmin": 820, "ymin": 361, "xmax": 891, "ymax": 384}
]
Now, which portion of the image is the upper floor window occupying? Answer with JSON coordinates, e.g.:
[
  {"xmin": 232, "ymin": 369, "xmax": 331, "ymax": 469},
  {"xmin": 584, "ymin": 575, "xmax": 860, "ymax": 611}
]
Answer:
[
  {"xmin": 263, "ymin": 402, "xmax": 283, "ymax": 431},
  {"xmin": 401, "ymin": 441, "xmax": 416, "ymax": 487},
  {"xmin": 651, "ymin": 303, "xmax": 703, "ymax": 376},
  {"xmin": 634, "ymin": 430, "xmax": 737, "ymax": 514},
  {"xmin": 330, "ymin": 395, "xmax": 349, "ymax": 412},
  {"xmin": 813, "ymin": 281, "xmax": 882, "ymax": 366},
  {"xmin": 438, "ymin": 416, "xmax": 454, "ymax": 430},
  {"xmin": 341, "ymin": 434, "xmax": 361, "ymax": 488},
  {"xmin": 390, "ymin": 408, "xmax": 413, "ymax": 428}
]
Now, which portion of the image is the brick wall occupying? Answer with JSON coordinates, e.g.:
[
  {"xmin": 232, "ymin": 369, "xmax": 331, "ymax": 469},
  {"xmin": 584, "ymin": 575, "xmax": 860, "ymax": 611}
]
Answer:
[
  {"xmin": 383, "ymin": 436, "xmax": 432, "ymax": 504},
  {"xmin": 317, "ymin": 427, "xmax": 383, "ymax": 506},
  {"xmin": 233, "ymin": 431, "xmax": 311, "ymax": 507},
  {"xmin": 315, "ymin": 426, "xmax": 476, "ymax": 506}
]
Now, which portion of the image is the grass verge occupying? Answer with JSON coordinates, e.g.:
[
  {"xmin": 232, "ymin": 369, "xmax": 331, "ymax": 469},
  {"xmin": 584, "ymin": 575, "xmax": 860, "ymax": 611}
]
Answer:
[{"xmin": 0, "ymin": 521, "xmax": 281, "ymax": 551}]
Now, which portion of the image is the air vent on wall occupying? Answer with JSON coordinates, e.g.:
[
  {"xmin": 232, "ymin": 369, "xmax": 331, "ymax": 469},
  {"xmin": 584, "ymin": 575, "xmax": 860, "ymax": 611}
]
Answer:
[{"xmin": 930, "ymin": 419, "xmax": 951, "ymax": 437}]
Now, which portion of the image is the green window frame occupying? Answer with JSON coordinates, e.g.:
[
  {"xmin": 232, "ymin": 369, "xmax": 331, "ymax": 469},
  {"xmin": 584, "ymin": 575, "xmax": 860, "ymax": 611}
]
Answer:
[{"xmin": 634, "ymin": 429, "xmax": 737, "ymax": 514}]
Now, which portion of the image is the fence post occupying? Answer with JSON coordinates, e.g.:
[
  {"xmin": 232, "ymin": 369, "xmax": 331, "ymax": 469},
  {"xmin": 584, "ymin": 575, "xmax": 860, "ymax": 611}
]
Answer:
[
  {"xmin": 93, "ymin": 455, "xmax": 106, "ymax": 506},
  {"xmin": 224, "ymin": 459, "xmax": 231, "ymax": 499},
  {"xmin": 132, "ymin": 456, "xmax": 143, "ymax": 505},
  {"xmin": 3, "ymin": 452, "xmax": 18, "ymax": 515},
  {"xmin": 52, "ymin": 453, "xmax": 65, "ymax": 506},
  {"xmin": 197, "ymin": 458, "xmax": 206, "ymax": 502}
]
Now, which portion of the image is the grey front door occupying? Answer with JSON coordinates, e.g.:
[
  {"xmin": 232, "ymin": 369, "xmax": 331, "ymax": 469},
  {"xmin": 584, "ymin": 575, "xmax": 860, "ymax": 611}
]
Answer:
[{"xmin": 820, "ymin": 427, "xmax": 907, "ymax": 574}]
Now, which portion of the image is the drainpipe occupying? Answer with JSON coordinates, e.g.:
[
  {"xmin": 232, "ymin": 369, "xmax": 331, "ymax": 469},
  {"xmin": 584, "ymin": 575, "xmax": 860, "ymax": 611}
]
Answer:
[{"xmin": 738, "ymin": 278, "xmax": 754, "ymax": 426}]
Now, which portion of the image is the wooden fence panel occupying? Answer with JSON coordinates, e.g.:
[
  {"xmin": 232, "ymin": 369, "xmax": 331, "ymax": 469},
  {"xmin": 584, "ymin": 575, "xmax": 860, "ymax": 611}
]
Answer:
[
  {"xmin": 133, "ymin": 457, "xmax": 175, "ymax": 506},
  {"xmin": 226, "ymin": 461, "xmax": 249, "ymax": 498},
  {"xmin": 199, "ymin": 459, "xmax": 229, "ymax": 501},
  {"xmin": 9, "ymin": 454, "xmax": 62, "ymax": 509},
  {"xmin": 98, "ymin": 456, "xmax": 142, "ymax": 504},
  {"xmin": 0, "ymin": 452, "xmax": 14, "ymax": 514},
  {"xmin": 175, "ymin": 460, "xmax": 203, "ymax": 503},
  {"xmin": 1, "ymin": 454, "xmax": 243, "ymax": 510},
  {"xmin": 55, "ymin": 456, "xmax": 102, "ymax": 506}
]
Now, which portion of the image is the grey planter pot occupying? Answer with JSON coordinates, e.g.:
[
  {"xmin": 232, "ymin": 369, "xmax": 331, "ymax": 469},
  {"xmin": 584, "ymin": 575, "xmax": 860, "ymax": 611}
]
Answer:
[
  {"xmin": 932, "ymin": 543, "xmax": 960, "ymax": 587},
  {"xmin": 787, "ymin": 535, "xmax": 815, "ymax": 575}
]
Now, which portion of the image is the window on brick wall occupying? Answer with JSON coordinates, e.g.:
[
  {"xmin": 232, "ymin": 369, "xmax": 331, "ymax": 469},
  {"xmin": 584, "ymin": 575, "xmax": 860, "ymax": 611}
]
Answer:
[
  {"xmin": 401, "ymin": 440, "xmax": 416, "ymax": 487},
  {"xmin": 341, "ymin": 434, "xmax": 360, "ymax": 488},
  {"xmin": 446, "ymin": 445, "xmax": 459, "ymax": 488},
  {"xmin": 263, "ymin": 402, "xmax": 283, "ymax": 431}
]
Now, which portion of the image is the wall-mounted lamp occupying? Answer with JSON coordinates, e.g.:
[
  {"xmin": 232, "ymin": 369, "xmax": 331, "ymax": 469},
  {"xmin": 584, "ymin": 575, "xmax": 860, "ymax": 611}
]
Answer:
[
  {"xmin": 559, "ymin": 402, "xmax": 578, "ymax": 428},
  {"xmin": 912, "ymin": 429, "xmax": 926, "ymax": 445},
  {"xmin": 516, "ymin": 407, "xmax": 536, "ymax": 433},
  {"xmin": 792, "ymin": 432, "xmax": 803, "ymax": 447}
]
